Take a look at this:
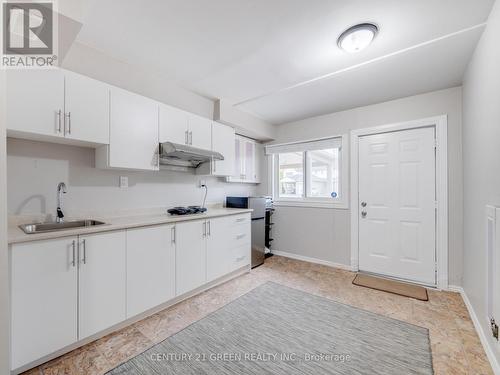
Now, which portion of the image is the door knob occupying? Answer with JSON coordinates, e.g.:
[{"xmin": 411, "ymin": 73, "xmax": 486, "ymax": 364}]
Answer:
[
  {"xmin": 361, "ymin": 202, "xmax": 367, "ymax": 207},
  {"xmin": 361, "ymin": 211, "xmax": 367, "ymax": 218}
]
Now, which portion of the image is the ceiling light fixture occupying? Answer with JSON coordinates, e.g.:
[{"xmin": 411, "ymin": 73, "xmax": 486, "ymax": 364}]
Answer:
[{"xmin": 337, "ymin": 23, "xmax": 378, "ymax": 53}]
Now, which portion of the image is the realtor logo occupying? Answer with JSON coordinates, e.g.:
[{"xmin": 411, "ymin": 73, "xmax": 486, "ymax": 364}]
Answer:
[{"xmin": 2, "ymin": 1, "xmax": 57, "ymax": 68}]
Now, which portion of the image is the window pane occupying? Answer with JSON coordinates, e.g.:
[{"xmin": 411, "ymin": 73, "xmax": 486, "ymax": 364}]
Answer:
[
  {"xmin": 278, "ymin": 152, "xmax": 303, "ymax": 198},
  {"xmin": 307, "ymin": 148, "xmax": 340, "ymax": 198}
]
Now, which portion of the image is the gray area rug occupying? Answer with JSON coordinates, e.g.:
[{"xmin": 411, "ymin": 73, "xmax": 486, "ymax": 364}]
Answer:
[{"xmin": 107, "ymin": 282, "xmax": 433, "ymax": 375}]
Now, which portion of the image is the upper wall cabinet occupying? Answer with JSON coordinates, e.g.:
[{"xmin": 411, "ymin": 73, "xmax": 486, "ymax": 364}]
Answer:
[
  {"xmin": 197, "ymin": 122, "xmax": 235, "ymax": 177},
  {"xmin": 189, "ymin": 114, "xmax": 212, "ymax": 150},
  {"xmin": 227, "ymin": 135, "xmax": 261, "ymax": 183},
  {"xmin": 159, "ymin": 104, "xmax": 211, "ymax": 150},
  {"xmin": 64, "ymin": 71, "xmax": 110, "ymax": 144},
  {"xmin": 96, "ymin": 87, "xmax": 159, "ymax": 171},
  {"xmin": 6, "ymin": 69, "xmax": 110, "ymax": 146},
  {"xmin": 159, "ymin": 104, "xmax": 189, "ymax": 145}
]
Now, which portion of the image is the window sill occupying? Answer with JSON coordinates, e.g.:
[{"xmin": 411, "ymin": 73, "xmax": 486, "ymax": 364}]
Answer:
[{"xmin": 273, "ymin": 200, "xmax": 349, "ymax": 210}]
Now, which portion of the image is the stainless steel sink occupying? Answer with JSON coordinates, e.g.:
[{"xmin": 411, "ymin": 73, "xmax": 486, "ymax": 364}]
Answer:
[{"xmin": 19, "ymin": 220, "xmax": 107, "ymax": 234}]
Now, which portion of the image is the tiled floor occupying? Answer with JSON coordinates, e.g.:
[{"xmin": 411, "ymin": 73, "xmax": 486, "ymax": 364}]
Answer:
[{"xmin": 24, "ymin": 256, "xmax": 492, "ymax": 375}]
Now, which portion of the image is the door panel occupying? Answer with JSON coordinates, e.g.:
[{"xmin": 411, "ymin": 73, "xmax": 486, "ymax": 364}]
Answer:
[
  {"xmin": 212, "ymin": 122, "xmax": 235, "ymax": 176},
  {"xmin": 126, "ymin": 225, "xmax": 176, "ymax": 318},
  {"xmin": 64, "ymin": 71, "xmax": 110, "ymax": 144},
  {"xmin": 159, "ymin": 104, "xmax": 189, "ymax": 145},
  {"xmin": 78, "ymin": 231, "xmax": 126, "ymax": 339},
  {"xmin": 175, "ymin": 220, "xmax": 206, "ymax": 295},
  {"xmin": 10, "ymin": 238, "xmax": 78, "ymax": 370},
  {"xmin": 6, "ymin": 69, "xmax": 64, "ymax": 138},
  {"xmin": 206, "ymin": 217, "xmax": 231, "ymax": 282},
  {"xmin": 358, "ymin": 127, "xmax": 436, "ymax": 285},
  {"xmin": 188, "ymin": 115, "xmax": 212, "ymax": 150},
  {"xmin": 109, "ymin": 88, "xmax": 159, "ymax": 171}
]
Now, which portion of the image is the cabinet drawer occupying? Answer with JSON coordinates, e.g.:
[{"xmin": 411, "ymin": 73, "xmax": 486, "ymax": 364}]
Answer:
[
  {"xmin": 231, "ymin": 224, "xmax": 251, "ymax": 246},
  {"xmin": 229, "ymin": 214, "xmax": 250, "ymax": 226},
  {"xmin": 230, "ymin": 243, "xmax": 251, "ymax": 272}
]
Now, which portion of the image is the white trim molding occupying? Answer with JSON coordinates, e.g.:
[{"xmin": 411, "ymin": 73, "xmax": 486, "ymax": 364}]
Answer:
[
  {"xmin": 449, "ymin": 286, "xmax": 500, "ymax": 375},
  {"xmin": 271, "ymin": 250, "xmax": 354, "ymax": 271},
  {"xmin": 350, "ymin": 115, "xmax": 449, "ymax": 289}
]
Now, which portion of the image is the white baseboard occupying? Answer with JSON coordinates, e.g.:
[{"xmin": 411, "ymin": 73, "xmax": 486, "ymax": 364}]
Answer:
[
  {"xmin": 271, "ymin": 250, "xmax": 354, "ymax": 271},
  {"xmin": 449, "ymin": 285, "xmax": 500, "ymax": 375}
]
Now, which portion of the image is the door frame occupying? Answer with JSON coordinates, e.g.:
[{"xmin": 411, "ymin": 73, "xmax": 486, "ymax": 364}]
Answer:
[{"xmin": 350, "ymin": 115, "xmax": 448, "ymax": 289}]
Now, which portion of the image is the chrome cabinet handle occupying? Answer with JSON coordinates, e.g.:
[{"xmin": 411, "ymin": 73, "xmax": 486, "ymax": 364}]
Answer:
[
  {"xmin": 236, "ymin": 234, "xmax": 246, "ymax": 240},
  {"xmin": 57, "ymin": 110, "xmax": 62, "ymax": 133},
  {"xmin": 236, "ymin": 217, "xmax": 245, "ymax": 223},
  {"xmin": 171, "ymin": 226, "xmax": 176, "ymax": 244},
  {"xmin": 66, "ymin": 112, "xmax": 71, "ymax": 134},
  {"xmin": 189, "ymin": 131, "xmax": 193, "ymax": 145},
  {"xmin": 203, "ymin": 221, "xmax": 206, "ymax": 237},
  {"xmin": 185, "ymin": 130, "xmax": 188, "ymax": 145},
  {"xmin": 236, "ymin": 256, "xmax": 245, "ymax": 262},
  {"xmin": 361, "ymin": 202, "xmax": 367, "ymax": 207},
  {"xmin": 361, "ymin": 211, "xmax": 367, "ymax": 218},
  {"xmin": 208, "ymin": 220, "xmax": 211, "ymax": 236},
  {"xmin": 81, "ymin": 239, "xmax": 87, "ymax": 264},
  {"xmin": 72, "ymin": 240, "xmax": 76, "ymax": 267}
]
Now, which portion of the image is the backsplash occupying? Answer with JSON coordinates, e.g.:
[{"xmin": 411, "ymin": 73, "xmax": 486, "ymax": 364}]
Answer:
[{"xmin": 7, "ymin": 138, "xmax": 257, "ymax": 219}]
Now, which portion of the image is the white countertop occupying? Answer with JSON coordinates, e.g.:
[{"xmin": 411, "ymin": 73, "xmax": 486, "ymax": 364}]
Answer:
[{"xmin": 8, "ymin": 208, "xmax": 253, "ymax": 245}]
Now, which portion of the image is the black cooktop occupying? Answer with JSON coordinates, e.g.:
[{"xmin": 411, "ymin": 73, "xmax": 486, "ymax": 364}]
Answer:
[{"xmin": 167, "ymin": 206, "xmax": 207, "ymax": 216}]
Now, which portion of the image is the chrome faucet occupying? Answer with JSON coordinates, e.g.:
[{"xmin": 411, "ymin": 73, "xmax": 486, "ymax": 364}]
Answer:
[{"xmin": 56, "ymin": 182, "xmax": 67, "ymax": 223}]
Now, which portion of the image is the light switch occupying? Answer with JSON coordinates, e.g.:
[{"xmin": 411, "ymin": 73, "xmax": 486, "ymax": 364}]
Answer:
[{"xmin": 119, "ymin": 176, "xmax": 129, "ymax": 189}]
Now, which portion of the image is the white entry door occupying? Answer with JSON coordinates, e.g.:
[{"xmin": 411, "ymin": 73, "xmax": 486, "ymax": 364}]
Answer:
[{"xmin": 358, "ymin": 127, "xmax": 436, "ymax": 285}]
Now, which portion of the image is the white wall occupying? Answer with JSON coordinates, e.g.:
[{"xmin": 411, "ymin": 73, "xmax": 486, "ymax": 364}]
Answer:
[
  {"xmin": 462, "ymin": 0, "xmax": 500, "ymax": 369},
  {"xmin": 7, "ymin": 138, "xmax": 257, "ymax": 218},
  {"xmin": 62, "ymin": 42, "xmax": 215, "ymax": 119},
  {"xmin": 0, "ymin": 69, "xmax": 10, "ymax": 372},
  {"xmin": 268, "ymin": 87, "xmax": 463, "ymax": 285}
]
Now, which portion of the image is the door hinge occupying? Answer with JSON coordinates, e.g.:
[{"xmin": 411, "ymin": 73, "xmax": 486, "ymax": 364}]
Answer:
[
  {"xmin": 491, "ymin": 318, "xmax": 499, "ymax": 340},
  {"xmin": 434, "ymin": 139, "xmax": 438, "ymax": 150}
]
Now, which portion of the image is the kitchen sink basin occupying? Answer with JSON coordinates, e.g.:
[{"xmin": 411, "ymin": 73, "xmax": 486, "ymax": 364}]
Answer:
[{"xmin": 19, "ymin": 220, "xmax": 107, "ymax": 234}]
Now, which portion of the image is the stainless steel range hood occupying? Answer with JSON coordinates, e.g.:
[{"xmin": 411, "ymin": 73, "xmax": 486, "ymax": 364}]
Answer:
[{"xmin": 159, "ymin": 142, "xmax": 224, "ymax": 169}]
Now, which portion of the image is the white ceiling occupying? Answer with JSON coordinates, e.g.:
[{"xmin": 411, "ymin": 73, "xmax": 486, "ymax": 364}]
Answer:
[{"xmin": 76, "ymin": 0, "xmax": 495, "ymax": 125}]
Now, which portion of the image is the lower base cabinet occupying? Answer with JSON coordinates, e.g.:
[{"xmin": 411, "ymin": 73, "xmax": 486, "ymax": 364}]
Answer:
[
  {"xmin": 10, "ymin": 213, "xmax": 251, "ymax": 371},
  {"xmin": 11, "ymin": 237, "xmax": 78, "ymax": 370},
  {"xmin": 126, "ymin": 225, "xmax": 176, "ymax": 318},
  {"xmin": 78, "ymin": 231, "xmax": 127, "ymax": 339},
  {"xmin": 175, "ymin": 220, "xmax": 207, "ymax": 295}
]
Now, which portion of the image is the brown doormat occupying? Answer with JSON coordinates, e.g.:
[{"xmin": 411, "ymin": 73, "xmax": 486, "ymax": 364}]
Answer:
[{"xmin": 353, "ymin": 273, "xmax": 428, "ymax": 301}]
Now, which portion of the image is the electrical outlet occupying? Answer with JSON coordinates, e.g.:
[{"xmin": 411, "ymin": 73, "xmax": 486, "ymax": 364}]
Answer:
[
  {"xmin": 119, "ymin": 176, "xmax": 129, "ymax": 189},
  {"xmin": 199, "ymin": 180, "xmax": 206, "ymax": 188}
]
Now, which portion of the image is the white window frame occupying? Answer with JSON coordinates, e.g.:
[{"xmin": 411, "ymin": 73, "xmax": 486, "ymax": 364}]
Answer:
[{"xmin": 268, "ymin": 134, "xmax": 349, "ymax": 209}]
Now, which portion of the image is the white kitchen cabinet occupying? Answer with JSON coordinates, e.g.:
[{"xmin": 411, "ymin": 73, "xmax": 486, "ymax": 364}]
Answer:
[
  {"xmin": 175, "ymin": 220, "xmax": 207, "ymax": 295},
  {"xmin": 10, "ymin": 237, "xmax": 78, "ymax": 370},
  {"xmin": 6, "ymin": 69, "xmax": 65, "ymax": 139},
  {"xmin": 9, "ymin": 214, "xmax": 251, "ymax": 371},
  {"xmin": 227, "ymin": 135, "xmax": 261, "ymax": 183},
  {"xmin": 6, "ymin": 69, "xmax": 110, "ymax": 145},
  {"xmin": 159, "ymin": 104, "xmax": 212, "ymax": 150},
  {"xmin": 78, "ymin": 231, "xmax": 126, "ymax": 339},
  {"xmin": 206, "ymin": 216, "xmax": 232, "ymax": 282},
  {"xmin": 206, "ymin": 215, "xmax": 251, "ymax": 281},
  {"xmin": 96, "ymin": 87, "xmax": 159, "ymax": 171},
  {"xmin": 197, "ymin": 122, "xmax": 235, "ymax": 177},
  {"xmin": 159, "ymin": 103, "xmax": 189, "ymax": 145},
  {"xmin": 64, "ymin": 71, "xmax": 110, "ymax": 144},
  {"xmin": 189, "ymin": 114, "xmax": 212, "ymax": 150},
  {"xmin": 126, "ymin": 225, "xmax": 176, "ymax": 318}
]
